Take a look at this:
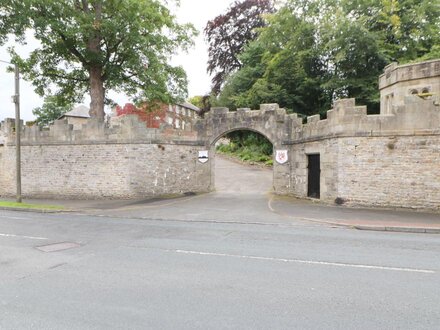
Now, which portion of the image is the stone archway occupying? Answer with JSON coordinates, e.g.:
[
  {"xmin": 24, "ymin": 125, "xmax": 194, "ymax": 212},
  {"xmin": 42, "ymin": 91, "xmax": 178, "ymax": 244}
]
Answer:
[
  {"xmin": 196, "ymin": 104, "xmax": 291, "ymax": 148},
  {"xmin": 210, "ymin": 127, "xmax": 275, "ymax": 148},
  {"xmin": 195, "ymin": 104, "xmax": 299, "ymax": 194}
]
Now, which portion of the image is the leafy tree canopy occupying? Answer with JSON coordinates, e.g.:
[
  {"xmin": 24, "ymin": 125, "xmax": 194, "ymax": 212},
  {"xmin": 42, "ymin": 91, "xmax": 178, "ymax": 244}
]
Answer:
[
  {"xmin": 0, "ymin": 0, "xmax": 196, "ymax": 120},
  {"xmin": 205, "ymin": 0, "xmax": 274, "ymax": 95},
  {"xmin": 32, "ymin": 95, "xmax": 73, "ymax": 127},
  {"xmin": 187, "ymin": 95, "xmax": 204, "ymax": 109},
  {"xmin": 213, "ymin": 0, "xmax": 440, "ymax": 115}
]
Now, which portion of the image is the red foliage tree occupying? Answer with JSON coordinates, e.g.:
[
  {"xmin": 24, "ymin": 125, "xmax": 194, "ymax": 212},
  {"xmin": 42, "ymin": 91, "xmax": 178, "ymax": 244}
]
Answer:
[
  {"xmin": 115, "ymin": 103, "xmax": 168, "ymax": 128},
  {"xmin": 205, "ymin": 0, "xmax": 274, "ymax": 94}
]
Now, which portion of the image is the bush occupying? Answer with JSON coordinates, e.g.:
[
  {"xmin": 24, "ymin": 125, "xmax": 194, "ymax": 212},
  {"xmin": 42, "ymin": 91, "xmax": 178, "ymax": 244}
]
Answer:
[{"xmin": 216, "ymin": 131, "xmax": 273, "ymax": 166}]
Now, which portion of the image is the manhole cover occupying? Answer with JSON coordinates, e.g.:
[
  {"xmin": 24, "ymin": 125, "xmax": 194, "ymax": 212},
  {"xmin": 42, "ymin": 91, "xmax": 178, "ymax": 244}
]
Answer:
[{"xmin": 36, "ymin": 242, "xmax": 81, "ymax": 252}]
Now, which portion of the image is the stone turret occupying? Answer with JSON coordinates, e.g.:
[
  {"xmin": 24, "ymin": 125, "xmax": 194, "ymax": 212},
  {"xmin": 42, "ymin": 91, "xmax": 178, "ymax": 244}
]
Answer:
[{"xmin": 379, "ymin": 59, "xmax": 440, "ymax": 114}]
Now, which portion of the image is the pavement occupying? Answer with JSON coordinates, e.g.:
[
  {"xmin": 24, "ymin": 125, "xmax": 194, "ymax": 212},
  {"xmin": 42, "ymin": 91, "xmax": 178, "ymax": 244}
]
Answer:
[{"xmin": 1, "ymin": 155, "xmax": 439, "ymax": 234}]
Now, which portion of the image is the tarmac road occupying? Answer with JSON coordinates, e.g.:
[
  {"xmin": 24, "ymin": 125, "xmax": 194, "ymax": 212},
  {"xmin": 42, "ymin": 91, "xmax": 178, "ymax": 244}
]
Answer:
[
  {"xmin": 71, "ymin": 156, "xmax": 440, "ymax": 232},
  {"xmin": 0, "ymin": 157, "xmax": 439, "ymax": 329}
]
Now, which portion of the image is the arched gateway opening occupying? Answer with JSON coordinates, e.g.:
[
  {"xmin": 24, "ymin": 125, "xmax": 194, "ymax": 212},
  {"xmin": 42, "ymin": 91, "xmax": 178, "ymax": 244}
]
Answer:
[
  {"xmin": 212, "ymin": 129, "xmax": 274, "ymax": 194},
  {"xmin": 194, "ymin": 103, "xmax": 295, "ymax": 195}
]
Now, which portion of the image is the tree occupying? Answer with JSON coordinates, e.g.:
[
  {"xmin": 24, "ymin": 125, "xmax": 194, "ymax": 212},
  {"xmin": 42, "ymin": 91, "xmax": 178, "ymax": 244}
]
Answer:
[
  {"xmin": 319, "ymin": 11, "xmax": 387, "ymax": 113},
  {"xmin": 217, "ymin": 4, "xmax": 328, "ymax": 114},
  {"xmin": 187, "ymin": 95, "xmax": 204, "ymax": 109},
  {"xmin": 215, "ymin": 0, "xmax": 440, "ymax": 115},
  {"xmin": 187, "ymin": 95, "xmax": 212, "ymax": 117},
  {"xmin": 339, "ymin": 0, "xmax": 440, "ymax": 63},
  {"xmin": 204, "ymin": 0, "xmax": 274, "ymax": 95},
  {"xmin": 32, "ymin": 95, "xmax": 73, "ymax": 127},
  {"xmin": 0, "ymin": 0, "xmax": 196, "ymax": 121}
]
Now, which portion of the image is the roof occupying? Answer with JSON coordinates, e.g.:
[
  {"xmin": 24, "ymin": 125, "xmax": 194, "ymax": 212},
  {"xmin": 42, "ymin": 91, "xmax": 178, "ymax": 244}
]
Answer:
[
  {"xmin": 59, "ymin": 105, "xmax": 90, "ymax": 119},
  {"xmin": 178, "ymin": 101, "xmax": 200, "ymax": 112}
]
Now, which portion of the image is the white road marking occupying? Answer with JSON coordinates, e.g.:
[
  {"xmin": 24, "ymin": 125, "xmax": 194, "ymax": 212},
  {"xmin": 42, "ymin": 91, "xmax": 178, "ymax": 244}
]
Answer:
[
  {"xmin": 170, "ymin": 249, "xmax": 435, "ymax": 274},
  {"xmin": 267, "ymin": 195, "xmax": 275, "ymax": 212},
  {"xmin": 0, "ymin": 233, "xmax": 48, "ymax": 240},
  {"xmin": 0, "ymin": 216, "xmax": 29, "ymax": 220}
]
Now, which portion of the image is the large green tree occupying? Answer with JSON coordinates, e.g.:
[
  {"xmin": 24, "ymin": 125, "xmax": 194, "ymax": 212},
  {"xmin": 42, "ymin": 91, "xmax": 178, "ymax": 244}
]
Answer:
[
  {"xmin": 217, "ymin": 3, "xmax": 328, "ymax": 114},
  {"xmin": 339, "ymin": 0, "xmax": 440, "ymax": 62},
  {"xmin": 0, "ymin": 0, "xmax": 196, "ymax": 120},
  {"xmin": 214, "ymin": 0, "xmax": 440, "ymax": 115}
]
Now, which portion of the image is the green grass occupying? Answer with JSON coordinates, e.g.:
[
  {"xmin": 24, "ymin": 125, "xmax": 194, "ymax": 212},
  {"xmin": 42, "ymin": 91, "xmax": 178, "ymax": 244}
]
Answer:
[
  {"xmin": 0, "ymin": 201, "xmax": 64, "ymax": 210},
  {"xmin": 217, "ymin": 143, "xmax": 273, "ymax": 166}
]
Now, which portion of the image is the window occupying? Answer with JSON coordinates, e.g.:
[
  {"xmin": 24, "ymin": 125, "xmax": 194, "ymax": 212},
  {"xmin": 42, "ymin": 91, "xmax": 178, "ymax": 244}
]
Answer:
[{"xmin": 385, "ymin": 93, "xmax": 394, "ymax": 114}]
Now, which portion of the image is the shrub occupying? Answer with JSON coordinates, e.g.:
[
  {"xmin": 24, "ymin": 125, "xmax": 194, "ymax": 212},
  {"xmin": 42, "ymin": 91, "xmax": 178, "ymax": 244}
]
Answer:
[{"xmin": 216, "ymin": 131, "xmax": 273, "ymax": 166}]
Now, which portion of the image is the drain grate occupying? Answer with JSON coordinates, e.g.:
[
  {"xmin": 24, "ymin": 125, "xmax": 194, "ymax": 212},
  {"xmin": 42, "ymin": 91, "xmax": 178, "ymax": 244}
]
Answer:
[{"xmin": 36, "ymin": 242, "xmax": 81, "ymax": 252}]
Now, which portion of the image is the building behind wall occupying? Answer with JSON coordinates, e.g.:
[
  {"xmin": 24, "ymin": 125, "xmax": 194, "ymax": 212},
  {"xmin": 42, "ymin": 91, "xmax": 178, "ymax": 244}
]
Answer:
[
  {"xmin": 114, "ymin": 101, "xmax": 200, "ymax": 130},
  {"xmin": 164, "ymin": 102, "xmax": 201, "ymax": 130},
  {"xmin": 58, "ymin": 105, "xmax": 90, "ymax": 129}
]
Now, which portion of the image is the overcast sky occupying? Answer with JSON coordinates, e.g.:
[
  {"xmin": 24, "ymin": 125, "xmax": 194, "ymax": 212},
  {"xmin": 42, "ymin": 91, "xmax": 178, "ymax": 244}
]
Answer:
[{"xmin": 0, "ymin": 0, "xmax": 235, "ymax": 121}]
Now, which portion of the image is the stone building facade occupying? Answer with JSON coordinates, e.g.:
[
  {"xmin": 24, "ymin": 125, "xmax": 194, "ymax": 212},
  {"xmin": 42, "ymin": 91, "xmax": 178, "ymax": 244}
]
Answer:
[{"xmin": 0, "ymin": 59, "xmax": 439, "ymax": 210}]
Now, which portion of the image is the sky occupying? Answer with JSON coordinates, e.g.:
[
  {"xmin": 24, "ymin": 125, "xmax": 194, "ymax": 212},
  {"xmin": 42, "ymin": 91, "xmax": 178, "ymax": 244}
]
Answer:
[{"xmin": 0, "ymin": 0, "xmax": 235, "ymax": 121}]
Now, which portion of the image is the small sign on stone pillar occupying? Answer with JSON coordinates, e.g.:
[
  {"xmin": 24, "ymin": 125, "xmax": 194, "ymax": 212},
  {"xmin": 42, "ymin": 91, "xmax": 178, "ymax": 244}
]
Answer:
[
  {"xmin": 198, "ymin": 150, "xmax": 209, "ymax": 163},
  {"xmin": 275, "ymin": 150, "xmax": 288, "ymax": 164}
]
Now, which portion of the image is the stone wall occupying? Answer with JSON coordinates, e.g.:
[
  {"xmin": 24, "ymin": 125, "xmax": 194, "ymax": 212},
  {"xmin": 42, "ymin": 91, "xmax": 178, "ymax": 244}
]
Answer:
[
  {"xmin": 1, "ymin": 59, "xmax": 439, "ymax": 210},
  {"xmin": 285, "ymin": 97, "xmax": 440, "ymax": 210},
  {"xmin": 0, "ymin": 115, "xmax": 211, "ymax": 199},
  {"xmin": 336, "ymin": 135, "xmax": 440, "ymax": 209}
]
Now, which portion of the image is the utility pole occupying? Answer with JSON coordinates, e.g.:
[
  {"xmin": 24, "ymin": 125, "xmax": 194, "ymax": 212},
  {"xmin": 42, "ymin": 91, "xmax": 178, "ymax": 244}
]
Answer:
[
  {"xmin": 14, "ymin": 64, "xmax": 22, "ymax": 203},
  {"xmin": 1, "ymin": 59, "xmax": 22, "ymax": 203}
]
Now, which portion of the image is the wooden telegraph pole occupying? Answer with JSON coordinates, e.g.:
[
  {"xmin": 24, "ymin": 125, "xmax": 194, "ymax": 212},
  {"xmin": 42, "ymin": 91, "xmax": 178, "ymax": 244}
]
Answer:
[
  {"xmin": 14, "ymin": 64, "xmax": 21, "ymax": 203},
  {"xmin": 1, "ymin": 59, "xmax": 22, "ymax": 203}
]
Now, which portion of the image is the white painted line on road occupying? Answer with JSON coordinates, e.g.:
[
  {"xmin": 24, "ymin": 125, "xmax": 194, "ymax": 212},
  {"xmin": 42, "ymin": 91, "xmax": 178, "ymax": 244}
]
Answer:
[
  {"xmin": 267, "ymin": 195, "xmax": 276, "ymax": 212},
  {"xmin": 0, "ymin": 233, "xmax": 48, "ymax": 240},
  {"xmin": 0, "ymin": 216, "xmax": 29, "ymax": 220},
  {"xmin": 171, "ymin": 249, "xmax": 435, "ymax": 274}
]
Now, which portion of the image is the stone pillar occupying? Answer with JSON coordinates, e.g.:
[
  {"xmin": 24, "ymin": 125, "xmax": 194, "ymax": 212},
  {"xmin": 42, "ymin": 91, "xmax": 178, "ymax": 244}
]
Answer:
[{"xmin": 272, "ymin": 144, "xmax": 291, "ymax": 194}]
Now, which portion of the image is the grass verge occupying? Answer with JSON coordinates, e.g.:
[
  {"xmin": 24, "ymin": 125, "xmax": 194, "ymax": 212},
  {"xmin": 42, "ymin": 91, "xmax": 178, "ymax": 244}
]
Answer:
[{"xmin": 0, "ymin": 201, "xmax": 64, "ymax": 210}]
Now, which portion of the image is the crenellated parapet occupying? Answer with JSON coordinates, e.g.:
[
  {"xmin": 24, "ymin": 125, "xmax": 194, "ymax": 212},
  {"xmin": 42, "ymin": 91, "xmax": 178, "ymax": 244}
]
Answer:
[
  {"xmin": 192, "ymin": 95, "xmax": 440, "ymax": 147},
  {"xmin": 0, "ymin": 118, "xmax": 18, "ymax": 143},
  {"xmin": 3, "ymin": 92, "xmax": 438, "ymax": 149},
  {"xmin": 0, "ymin": 114, "xmax": 202, "ymax": 146},
  {"xmin": 286, "ymin": 96, "xmax": 440, "ymax": 144},
  {"xmin": 194, "ymin": 103, "xmax": 302, "ymax": 147}
]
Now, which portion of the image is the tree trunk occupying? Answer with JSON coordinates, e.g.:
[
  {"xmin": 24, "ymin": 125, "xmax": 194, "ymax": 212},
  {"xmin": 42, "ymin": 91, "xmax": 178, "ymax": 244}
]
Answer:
[
  {"xmin": 89, "ymin": 66, "xmax": 105, "ymax": 120},
  {"xmin": 87, "ymin": 0, "xmax": 105, "ymax": 121}
]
